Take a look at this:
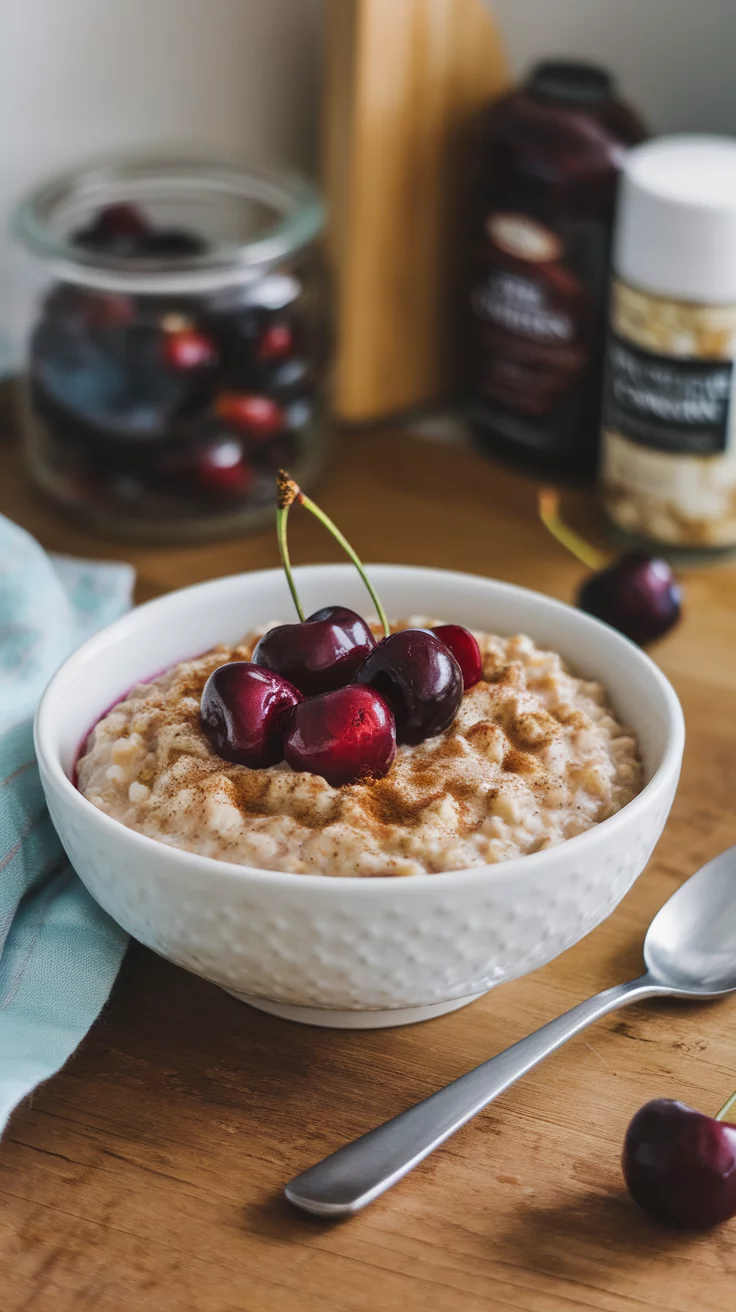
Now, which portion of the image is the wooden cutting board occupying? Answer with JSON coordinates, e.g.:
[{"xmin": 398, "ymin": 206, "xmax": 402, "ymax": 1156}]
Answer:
[{"xmin": 322, "ymin": 0, "xmax": 508, "ymax": 422}]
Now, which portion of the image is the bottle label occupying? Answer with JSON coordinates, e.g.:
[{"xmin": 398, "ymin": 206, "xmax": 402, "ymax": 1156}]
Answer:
[
  {"xmin": 472, "ymin": 271, "xmax": 576, "ymax": 345},
  {"xmin": 601, "ymin": 279, "xmax": 736, "ymax": 548},
  {"xmin": 470, "ymin": 211, "xmax": 605, "ymax": 463},
  {"xmin": 604, "ymin": 334, "xmax": 732, "ymax": 456}
]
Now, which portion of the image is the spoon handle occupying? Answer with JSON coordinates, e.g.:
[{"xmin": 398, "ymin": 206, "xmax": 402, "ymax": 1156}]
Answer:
[{"xmin": 285, "ymin": 974, "xmax": 664, "ymax": 1216}]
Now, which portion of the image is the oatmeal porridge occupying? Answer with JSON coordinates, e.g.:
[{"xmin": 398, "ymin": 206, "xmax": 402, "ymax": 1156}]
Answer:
[{"xmin": 77, "ymin": 620, "xmax": 642, "ymax": 876}]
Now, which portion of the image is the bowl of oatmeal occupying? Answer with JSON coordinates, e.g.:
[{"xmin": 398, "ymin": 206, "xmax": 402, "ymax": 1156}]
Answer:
[{"xmin": 35, "ymin": 565, "xmax": 684, "ymax": 1027}]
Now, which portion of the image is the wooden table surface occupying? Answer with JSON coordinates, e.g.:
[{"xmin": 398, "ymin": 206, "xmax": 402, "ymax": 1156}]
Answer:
[{"xmin": 2, "ymin": 428, "xmax": 736, "ymax": 1312}]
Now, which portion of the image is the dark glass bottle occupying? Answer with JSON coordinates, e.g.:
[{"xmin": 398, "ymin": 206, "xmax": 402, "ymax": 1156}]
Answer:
[{"xmin": 467, "ymin": 61, "xmax": 647, "ymax": 478}]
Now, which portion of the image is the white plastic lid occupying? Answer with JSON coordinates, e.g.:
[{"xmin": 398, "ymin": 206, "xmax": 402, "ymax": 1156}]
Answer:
[{"xmin": 614, "ymin": 135, "xmax": 736, "ymax": 303}]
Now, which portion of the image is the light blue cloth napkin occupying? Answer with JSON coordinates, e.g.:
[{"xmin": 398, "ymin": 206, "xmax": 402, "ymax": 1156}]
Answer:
[{"xmin": 0, "ymin": 515, "xmax": 133, "ymax": 1134}]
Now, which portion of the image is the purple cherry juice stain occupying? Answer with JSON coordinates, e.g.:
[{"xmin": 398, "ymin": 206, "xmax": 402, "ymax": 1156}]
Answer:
[{"xmin": 72, "ymin": 650, "xmax": 211, "ymax": 789}]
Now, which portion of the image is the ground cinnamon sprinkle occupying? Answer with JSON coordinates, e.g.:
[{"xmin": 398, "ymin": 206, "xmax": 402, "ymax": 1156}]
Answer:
[
  {"xmin": 360, "ymin": 780, "xmax": 444, "ymax": 828},
  {"xmin": 153, "ymin": 653, "xmax": 562, "ymax": 833},
  {"xmin": 227, "ymin": 769, "xmax": 279, "ymax": 818},
  {"xmin": 503, "ymin": 746, "xmax": 536, "ymax": 775},
  {"xmin": 488, "ymin": 661, "xmax": 525, "ymax": 688},
  {"xmin": 77, "ymin": 620, "xmax": 643, "ymax": 876}
]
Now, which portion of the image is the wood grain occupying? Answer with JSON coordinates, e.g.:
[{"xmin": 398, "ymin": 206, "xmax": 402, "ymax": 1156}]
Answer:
[
  {"xmin": 322, "ymin": 0, "xmax": 508, "ymax": 421},
  {"xmin": 2, "ymin": 430, "xmax": 736, "ymax": 1311}
]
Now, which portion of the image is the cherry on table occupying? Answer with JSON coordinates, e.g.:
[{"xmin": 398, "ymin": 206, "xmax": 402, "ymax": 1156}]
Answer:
[
  {"xmin": 283, "ymin": 684, "xmax": 396, "ymax": 787},
  {"xmin": 253, "ymin": 606, "xmax": 375, "ymax": 696},
  {"xmin": 216, "ymin": 392, "xmax": 285, "ymax": 438},
  {"xmin": 579, "ymin": 553, "xmax": 681, "ymax": 646},
  {"xmin": 201, "ymin": 662, "xmax": 301, "ymax": 768},
  {"xmin": 539, "ymin": 489, "xmax": 682, "ymax": 647},
  {"xmin": 357, "ymin": 629, "xmax": 463, "ymax": 745},
  {"xmin": 431, "ymin": 625, "xmax": 483, "ymax": 689},
  {"xmin": 623, "ymin": 1097, "xmax": 736, "ymax": 1229}
]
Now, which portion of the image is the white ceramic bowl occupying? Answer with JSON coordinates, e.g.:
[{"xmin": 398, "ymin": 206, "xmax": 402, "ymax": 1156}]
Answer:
[{"xmin": 36, "ymin": 565, "xmax": 684, "ymax": 1028}]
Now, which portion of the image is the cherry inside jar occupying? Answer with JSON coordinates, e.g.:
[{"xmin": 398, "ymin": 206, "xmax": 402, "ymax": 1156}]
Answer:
[{"xmin": 13, "ymin": 158, "xmax": 327, "ymax": 541}]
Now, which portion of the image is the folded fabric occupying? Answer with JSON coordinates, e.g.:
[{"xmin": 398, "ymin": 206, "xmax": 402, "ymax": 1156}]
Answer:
[{"xmin": 0, "ymin": 515, "xmax": 133, "ymax": 1135}]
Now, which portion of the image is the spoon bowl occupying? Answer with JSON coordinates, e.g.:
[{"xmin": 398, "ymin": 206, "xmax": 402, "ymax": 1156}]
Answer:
[{"xmin": 644, "ymin": 846, "xmax": 736, "ymax": 996}]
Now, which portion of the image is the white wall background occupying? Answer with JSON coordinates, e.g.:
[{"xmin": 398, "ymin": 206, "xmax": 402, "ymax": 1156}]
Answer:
[{"xmin": 3, "ymin": 0, "xmax": 736, "ymax": 369}]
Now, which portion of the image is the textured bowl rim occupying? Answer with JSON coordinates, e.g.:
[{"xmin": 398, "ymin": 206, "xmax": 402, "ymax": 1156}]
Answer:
[{"xmin": 35, "ymin": 564, "xmax": 686, "ymax": 895}]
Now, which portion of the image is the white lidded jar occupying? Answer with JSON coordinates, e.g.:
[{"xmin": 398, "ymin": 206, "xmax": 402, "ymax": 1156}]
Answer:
[{"xmin": 601, "ymin": 135, "xmax": 736, "ymax": 551}]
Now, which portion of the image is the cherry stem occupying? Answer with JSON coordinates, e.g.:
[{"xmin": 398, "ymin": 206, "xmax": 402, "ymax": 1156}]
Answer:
[
  {"xmin": 538, "ymin": 489, "xmax": 608, "ymax": 572},
  {"xmin": 275, "ymin": 471, "xmax": 390, "ymax": 637},
  {"xmin": 276, "ymin": 501, "xmax": 306, "ymax": 623},
  {"xmin": 715, "ymin": 1091, "xmax": 736, "ymax": 1122}
]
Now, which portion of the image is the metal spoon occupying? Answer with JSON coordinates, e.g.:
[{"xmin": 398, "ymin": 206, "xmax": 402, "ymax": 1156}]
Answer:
[{"xmin": 285, "ymin": 845, "xmax": 736, "ymax": 1217}]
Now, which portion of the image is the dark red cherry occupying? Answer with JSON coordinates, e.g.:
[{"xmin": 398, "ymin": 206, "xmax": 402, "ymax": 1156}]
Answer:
[
  {"xmin": 578, "ymin": 552, "xmax": 681, "ymax": 646},
  {"xmin": 195, "ymin": 438, "xmax": 254, "ymax": 498},
  {"xmin": 97, "ymin": 203, "xmax": 148, "ymax": 238},
  {"xmin": 257, "ymin": 322, "xmax": 295, "ymax": 362},
  {"xmin": 216, "ymin": 392, "xmax": 285, "ymax": 438},
  {"xmin": 73, "ymin": 203, "xmax": 149, "ymax": 255},
  {"xmin": 538, "ymin": 491, "xmax": 682, "ymax": 647},
  {"xmin": 163, "ymin": 327, "xmax": 217, "ymax": 371},
  {"xmin": 431, "ymin": 625, "xmax": 482, "ymax": 689},
  {"xmin": 356, "ymin": 629, "xmax": 463, "ymax": 745},
  {"xmin": 200, "ymin": 662, "xmax": 301, "ymax": 768},
  {"xmin": 623, "ymin": 1098, "xmax": 736, "ymax": 1229},
  {"xmin": 283, "ymin": 685, "xmax": 395, "ymax": 787},
  {"xmin": 253, "ymin": 606, "xmax": 375, "ymax": 696}
]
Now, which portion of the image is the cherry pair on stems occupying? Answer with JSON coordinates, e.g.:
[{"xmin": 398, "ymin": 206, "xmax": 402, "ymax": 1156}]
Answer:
[{"xmin": 200, "ymin": 473, "xmax": 482, "ymax": 786}]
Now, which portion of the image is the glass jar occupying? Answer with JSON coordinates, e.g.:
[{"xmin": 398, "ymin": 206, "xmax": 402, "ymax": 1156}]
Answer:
[{"xmin": 12, "ymin": 157, "xmax": 328, "ymax": 541}]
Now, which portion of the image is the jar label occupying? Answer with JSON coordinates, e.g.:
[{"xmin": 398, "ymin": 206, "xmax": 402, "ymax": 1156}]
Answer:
[{"xmin": 604, "ymin": 333, "xmax": 733, "ymax": 456}]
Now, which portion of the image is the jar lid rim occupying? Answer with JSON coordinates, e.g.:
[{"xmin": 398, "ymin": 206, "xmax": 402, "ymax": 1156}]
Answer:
[{"xmin": 12, "ymin": 154, "xmax": 325, "ymax": 294}]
